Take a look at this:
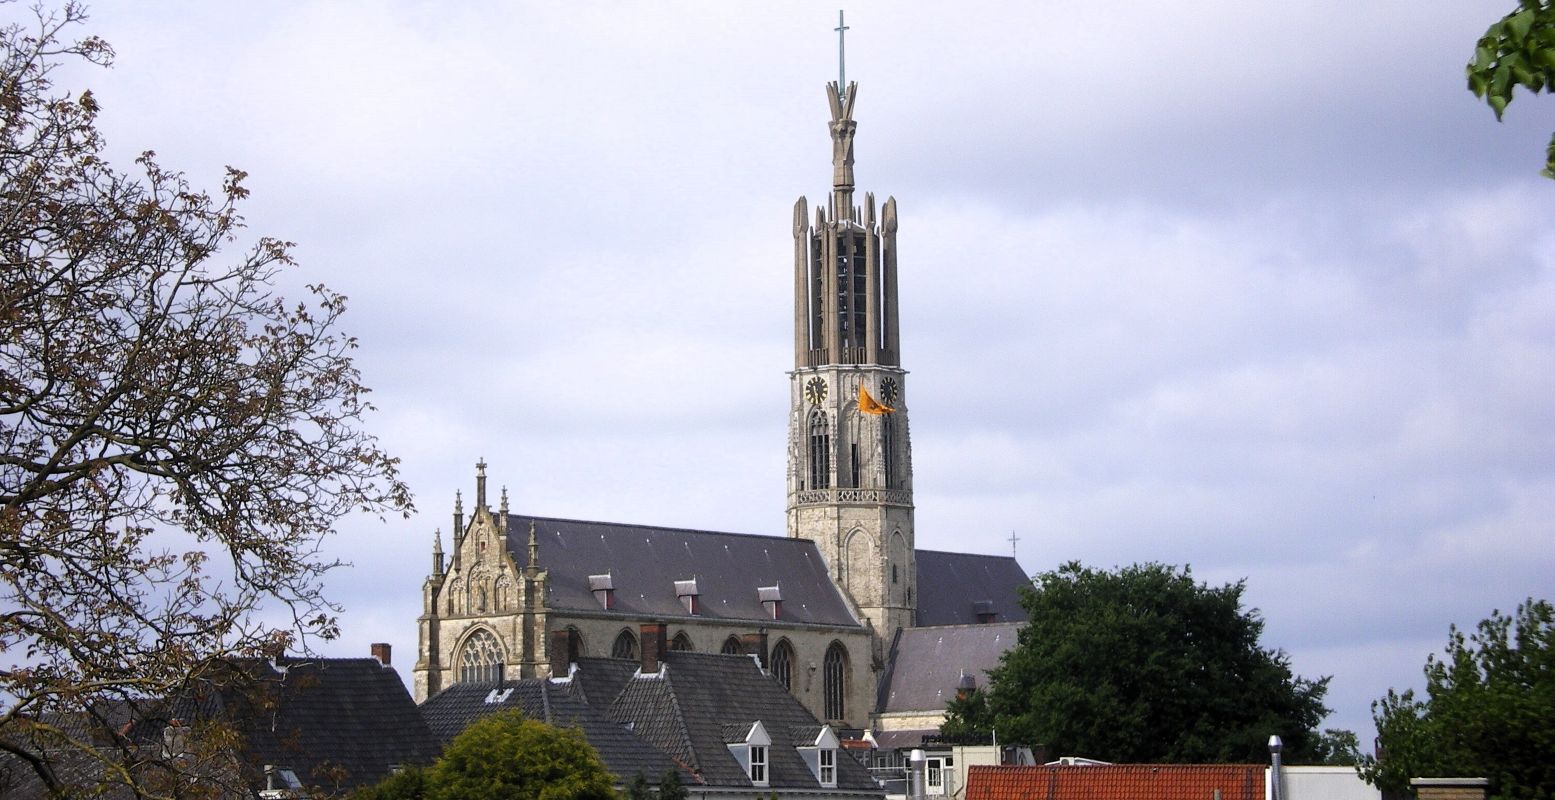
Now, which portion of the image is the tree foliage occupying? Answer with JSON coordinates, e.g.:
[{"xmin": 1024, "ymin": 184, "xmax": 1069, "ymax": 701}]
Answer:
[
  {"xmin": 431, "ymin": 712, "xmax": 616, "ymax": 800},
  {"xmin": 1359, "ymin": 599, "xmax": 1555, "ymax": 799},
  {"xmin": 1468, "ymin": 0, "xmax": 1555, "ymax": 177},
  {"xmin": 0, "ymin": 4, "xmax": 409, "ymax": 795},
  {"xmin": 949, "ymin": 561, "xmax": 1334, "ymax": 763}
]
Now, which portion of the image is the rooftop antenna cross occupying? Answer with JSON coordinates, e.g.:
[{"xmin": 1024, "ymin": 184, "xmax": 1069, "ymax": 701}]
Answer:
[
  {"xmin": 835, "ymin": 9, "xmax": 849, "ymax": 100},
  {"xmin": 1009, "ymin": 530, "xmax": 1020, "ymax": 559}
]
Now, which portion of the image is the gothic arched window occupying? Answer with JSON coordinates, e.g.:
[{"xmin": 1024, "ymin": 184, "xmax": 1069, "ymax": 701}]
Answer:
[
  {"xmin": 721, "ymin": 635, "xmax": 742, "ymax": 655},
  {"xmin": 671, "ymin": 632, "xmax": 694, "ymax": 652},
  {"xmin": 612, "ymin": 629, "xmax": 638, "ymax": 660},
  {"xmin": 457, "ymin": 629, "xmax": 504, "ymax": 685},
  {"xmin": 771, "ymin": 639, "xmax": 795, "ymax": 692},
  {"xmin": 823, "ymin": 641, "xmax": 848, "ymax": 721},
  {"xmin": 495, "ymin": 575, "xmax": 513, "ymax": 611},
  {"xmin": 808, "ymin": 411, "xmax": 830, "ymax": 490}
]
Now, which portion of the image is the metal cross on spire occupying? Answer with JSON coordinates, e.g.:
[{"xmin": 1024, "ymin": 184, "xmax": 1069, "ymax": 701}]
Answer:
[
  {"xmin": 1009, "ymin": 530, "xmax": 1020, "ymax": 559},
  {"xmin": 835, "ymin": 9, "xmax": 849, "ymax": 100}
]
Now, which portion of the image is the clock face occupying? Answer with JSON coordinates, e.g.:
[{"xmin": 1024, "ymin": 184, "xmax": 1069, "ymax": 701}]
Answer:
[
  {"xmin": 880, "ymin": 377, "xmax": 899, "ymax": 405},
  {"xmin": 804, "ymin": 376, "xmax": 828, "ymax": 405}
]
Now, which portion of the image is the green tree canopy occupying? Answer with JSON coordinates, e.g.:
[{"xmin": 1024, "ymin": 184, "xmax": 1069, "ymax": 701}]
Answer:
[
  {"xmin": 943, "ymin": 561, "xmax": 1334, "ymax": 763},
  {"xmin": 430, "ymin": 712, "xmax": 617, "ymax": 800},
  {"xmin": 352, "ymin": 712, "xmax": 618, "ymax": 800},
  {"xmin": 1468, "ymin": 1, "xmax": 1555, "ymax": 177},
  {"xmin": 1359, "ymin": 599, "xmax": 1555, "ymax": 799}
]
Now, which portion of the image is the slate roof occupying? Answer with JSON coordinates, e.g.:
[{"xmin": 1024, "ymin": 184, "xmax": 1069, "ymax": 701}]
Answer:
[
  {"xmin": 508, "ymin": 516, "xmax": 860, "ymax": 627},
  {"xmin": 966, "ymin": 764, "xmax": 1265, "ymax": 800},
  {"xmin": 599, "ymin": 652, "xmax": 881, "ymax": 794},
  {"xmin": 915, "ymin": 550, "xmax": 1031, "ymax": 626},
  {"xmin": 418, "ymin": 678, "xmax": 686, "ymax": 785},
  {"xmin": 0, "ymin": 658, "xmax": 438, "ymax": 799},
  {"xmin": 182, "ymin": 657, "xmax": 441, "ymax": 794},
  {"xmin": 876, "ymin": 622, "xmax": 1023, "ymax": 715}
]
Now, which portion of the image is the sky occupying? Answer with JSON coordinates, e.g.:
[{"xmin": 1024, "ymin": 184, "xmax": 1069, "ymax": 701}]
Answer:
[{"xmin": 32, "ymin": 1, "xmax": 1555, "ymax": 745}]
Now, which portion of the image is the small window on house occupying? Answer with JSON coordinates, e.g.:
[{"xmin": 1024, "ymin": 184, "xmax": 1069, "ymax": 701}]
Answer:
[
  {"xmin": 721, "ymin": 636, "xmax": 742, "ymax": 655},
  {"xmin": 749, "ymin": 745, "xmax": 768, "ymax": 785},
  {"xmin": 819, "ymin": 748, "xmax": 836, "ymax": 786},
  {"xmin": 671, "ymin": 632, "xmax": 693, "ymax": 652}
]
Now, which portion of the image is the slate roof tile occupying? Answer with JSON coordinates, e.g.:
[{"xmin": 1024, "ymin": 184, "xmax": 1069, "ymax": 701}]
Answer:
[
  {"xmin": 507, "ymin": 516, "xmax": 860, "ymax": 627},
  {"xmin": 876, "ymin": 622, "xmax": 1023, "ymax": 714},
  {"xmin": 915, "ymin": 550, "xmax": 1031, "ymax": 626}
]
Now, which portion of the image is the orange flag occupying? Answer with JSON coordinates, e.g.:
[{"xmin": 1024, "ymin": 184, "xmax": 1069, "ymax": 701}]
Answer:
[{"xmin": 858, "ymin": 385, "xmax": 895, "ymax": 415}]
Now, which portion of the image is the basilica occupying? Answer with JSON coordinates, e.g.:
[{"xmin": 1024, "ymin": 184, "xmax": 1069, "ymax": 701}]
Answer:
[{"xmin": 413, "ymin": 73, "xmax": 1031, "ymax": 736}]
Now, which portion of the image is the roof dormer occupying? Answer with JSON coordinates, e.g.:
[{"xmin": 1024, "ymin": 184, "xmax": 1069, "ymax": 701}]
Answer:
[
  {"xmin": 795, "ymin": 724, "xmax": 841, "ymax": 788},
  {"xmin": 723, "ymin": 720, "xmax": 772, "ymax": 787}
]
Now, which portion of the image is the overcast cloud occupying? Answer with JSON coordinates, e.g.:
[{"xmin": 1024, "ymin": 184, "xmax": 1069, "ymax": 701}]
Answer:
[{"xmin": 35, "ymin": 0, "xmax": 1555, "ymax": 744}]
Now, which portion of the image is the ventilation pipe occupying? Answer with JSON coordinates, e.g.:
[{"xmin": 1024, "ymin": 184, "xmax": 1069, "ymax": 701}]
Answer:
[
  {"xmin": 909, "ymin": 748, "xmax": 926, "ymax": 800},
  {"xmin": 1268, "ymin": 735, "xmax": 1284, "ymax": 800}
]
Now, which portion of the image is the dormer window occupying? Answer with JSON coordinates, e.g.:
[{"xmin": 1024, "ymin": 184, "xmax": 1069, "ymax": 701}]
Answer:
[
  {"xmin": 795, "ymin": 724, "xmax": 841, "ymax": 788},
  {"xmin": 589, "ymin": 574, "xmax": 614, "ymax": 610},
  {"xmin": 724, "ymin": 721, "xmax": 772, "ymax": 788},
  {"xmin": 675, "ymin": 578, "xmax": 700, "ymax": 615}
]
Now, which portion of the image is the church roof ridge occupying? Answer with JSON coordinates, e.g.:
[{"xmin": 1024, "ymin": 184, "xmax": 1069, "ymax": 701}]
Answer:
[{"xmin": 504, "ymin": 513, "xmax": 787, "ymax": 543}]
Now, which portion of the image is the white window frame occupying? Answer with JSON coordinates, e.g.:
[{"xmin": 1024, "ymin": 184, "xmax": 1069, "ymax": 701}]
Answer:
[
  {"xmin": 819, "ymin": 747, "xmax": 836, "ymax": 786},
  {"xmin": 749, "ymin": 744, "xmax": 768, "ymax": 786}
]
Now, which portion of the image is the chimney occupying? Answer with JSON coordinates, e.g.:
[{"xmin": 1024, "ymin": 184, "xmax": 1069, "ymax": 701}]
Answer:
[
  {"xmin": 759, "ymin": 585, "xmax": 783, "ymax": 620},
  {"xmin": 371, "ymin": 643, "xmax": 392, "ymax": 666},
  {"xmin": 675, "ymin": 578, "xmax": 700, "ymax": 615},
  {"xmin": 956, "ymin": 671, "xmax": 976, "ymax": 701},
  {"xmin": 741, "ymin": 631, "xmax": 769, "ymax": 669},
  {"xmin": 549, "ymin": 629, "xmax": 574, "ymax": 677},
  {"xmin": 640, "ymin": 622, "xmax": 668, "ymax": 674}
]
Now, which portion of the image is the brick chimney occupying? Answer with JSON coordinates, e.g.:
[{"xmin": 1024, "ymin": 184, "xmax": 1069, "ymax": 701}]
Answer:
[
  {"xmin": 550, "ymin": 629, "xmax": 575, "ymax": 676},
  {"xmin": 741, "ymin": 631, "xmax": 769, "ymax": 669},
  {"xmin": 370, "ymin": 643, "xmax": 392, "ymax": 666},
  {"xmin": 640, "ymin": 622, "xmax": 668, "ymax": 674}
]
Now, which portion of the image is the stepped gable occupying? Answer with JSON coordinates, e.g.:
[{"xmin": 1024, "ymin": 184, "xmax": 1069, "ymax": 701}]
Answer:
[
  {"xmin": 419, "ymin": 678, "xmax": 686, "ymax": 784},
  {"xmin": 876, "ymin": 621, "xmax": 1023, "ymax": 715},
  {"xmin": 967, "ymin": 764, "xmax": 1265, "ymax": 800},
  {"xmin": 508, "ymin": 515, "xmax": 860, "ymax": 627},
  {"xmin": 603, "ymin": 651, "xmax": 879, "ymax": 793},
  {"xmin": 914, "ymin": 549, "xmax": 1031, "ymax": 626}
]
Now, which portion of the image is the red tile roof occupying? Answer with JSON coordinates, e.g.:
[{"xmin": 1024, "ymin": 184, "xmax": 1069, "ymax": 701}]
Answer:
[{"xmin": 967, "ymin": 763, "xmax": 1266, "ymax": 800}]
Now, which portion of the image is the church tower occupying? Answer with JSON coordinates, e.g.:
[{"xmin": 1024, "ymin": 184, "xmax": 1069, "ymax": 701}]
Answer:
[{"xmin": 786, "ymin": 64, "xmax": 915, "ymax": 657}]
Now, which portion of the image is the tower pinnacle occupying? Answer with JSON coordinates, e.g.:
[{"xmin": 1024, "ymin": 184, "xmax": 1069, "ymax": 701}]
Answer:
[{"xmin": 835, "ymin": 10, "xmax": 849, "ymax": 104}]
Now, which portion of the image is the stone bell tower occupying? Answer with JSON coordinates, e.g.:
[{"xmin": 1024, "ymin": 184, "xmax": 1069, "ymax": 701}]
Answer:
[{"xmin": 786, "ymin": 65, "xmax": 915, "ymax": 656}]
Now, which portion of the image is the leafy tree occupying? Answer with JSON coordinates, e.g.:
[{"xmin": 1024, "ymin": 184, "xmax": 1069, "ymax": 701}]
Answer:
[
  {"xmin": 1359, "ymin": 599, "xmax": 1555, "ymax": 799},
  {"xmin": 0, "ymin": 3, "xmax": 409, "ymax": 794},
  {"xmin": 1311, "ymin": 728, "xmax": 1361, "ymax": 767},
  {"xmin": 1467, "ymin": 1, "xmax": 1555, "ymax": 177},
  {"xmin": 351, "ymin": 765, "xmax": 431, "ymax": 800},
  {"xmin": 425, "ymin": 711, "xmax": 617, "ymax": 800},
  {"xmin": 623, "ymin": 773, "xmax": 653, "ymax": 800},
  {"xmin": 965, "ymin": 561, "xmax": 1334, "ymax": 763},
  {"xmin": 656, "ymin": 769, "xmax": 688, "ymax": 800},
  {"xmin": 939, "ymin": 687, "xmax": 995, "ymax": 743}
]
